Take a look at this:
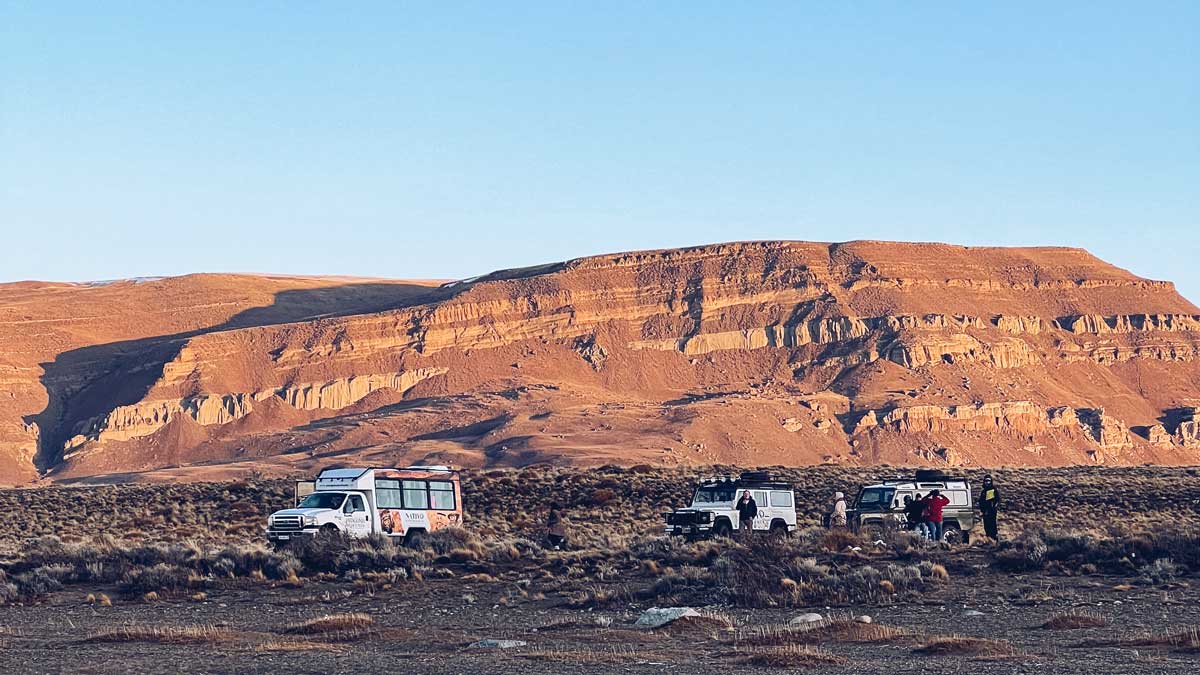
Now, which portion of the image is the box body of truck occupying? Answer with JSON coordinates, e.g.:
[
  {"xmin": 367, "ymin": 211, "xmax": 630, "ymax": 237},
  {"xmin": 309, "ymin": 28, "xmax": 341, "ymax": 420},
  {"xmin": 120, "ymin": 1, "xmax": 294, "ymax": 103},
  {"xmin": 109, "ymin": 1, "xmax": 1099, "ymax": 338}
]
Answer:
[{"xmin": 266, "ymin": 466, "xmax": 463, "ymax": 543}]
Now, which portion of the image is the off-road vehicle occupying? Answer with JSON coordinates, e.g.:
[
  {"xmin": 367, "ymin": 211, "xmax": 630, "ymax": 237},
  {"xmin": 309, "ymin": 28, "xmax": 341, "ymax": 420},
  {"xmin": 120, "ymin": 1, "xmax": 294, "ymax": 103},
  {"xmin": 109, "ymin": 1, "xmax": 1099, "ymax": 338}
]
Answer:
[
  {"xmin": 848, "ymin": 469, "xmax": 974, "ymax": 544},
  {"xmin": 665, "ymin": 471, "xmax": 797, "ymax": 538}
]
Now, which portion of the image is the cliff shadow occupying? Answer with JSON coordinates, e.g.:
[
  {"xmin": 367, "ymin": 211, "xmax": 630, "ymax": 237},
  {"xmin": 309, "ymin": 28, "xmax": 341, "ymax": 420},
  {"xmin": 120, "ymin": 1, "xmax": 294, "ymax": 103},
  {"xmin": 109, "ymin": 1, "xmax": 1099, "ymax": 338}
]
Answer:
[{"xmin": 25, "ymin": 282, "xmax": 451, "ymax": 474}]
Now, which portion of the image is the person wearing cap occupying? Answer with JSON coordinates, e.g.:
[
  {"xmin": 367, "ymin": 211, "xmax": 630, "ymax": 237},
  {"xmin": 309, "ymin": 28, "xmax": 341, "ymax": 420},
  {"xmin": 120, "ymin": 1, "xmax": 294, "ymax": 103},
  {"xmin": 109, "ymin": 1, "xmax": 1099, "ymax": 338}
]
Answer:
[
  {"xmin": 979, "ymin": 475, "xmax": 1001, "ymax": 543},
  {"xmin": 830, "ymin": 491, "xmax": 848, "ymax": 528}
]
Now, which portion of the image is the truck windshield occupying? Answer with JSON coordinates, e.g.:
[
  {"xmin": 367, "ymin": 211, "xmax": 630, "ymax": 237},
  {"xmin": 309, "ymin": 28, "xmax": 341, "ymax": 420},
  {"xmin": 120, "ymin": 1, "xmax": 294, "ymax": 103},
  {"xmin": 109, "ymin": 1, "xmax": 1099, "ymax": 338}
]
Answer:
[
  {"xmin": 693, "ymin": 486, "xmax": 736, "ymax": 504},
  {"xmin": 856, "ymin": 488, "xmax": 895, "ymax": 509},
  {"xmin": 298, "ymin": 492, "xmax": 346, "ymax": 510}
]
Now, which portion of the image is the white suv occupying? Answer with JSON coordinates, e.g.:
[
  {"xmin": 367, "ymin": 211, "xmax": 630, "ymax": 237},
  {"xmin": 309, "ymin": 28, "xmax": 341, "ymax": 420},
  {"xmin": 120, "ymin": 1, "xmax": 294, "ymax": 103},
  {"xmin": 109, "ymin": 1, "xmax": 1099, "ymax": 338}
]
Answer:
[{"xmin": 665, "ymin": 471, "xmax": 797, "ymax": 538}]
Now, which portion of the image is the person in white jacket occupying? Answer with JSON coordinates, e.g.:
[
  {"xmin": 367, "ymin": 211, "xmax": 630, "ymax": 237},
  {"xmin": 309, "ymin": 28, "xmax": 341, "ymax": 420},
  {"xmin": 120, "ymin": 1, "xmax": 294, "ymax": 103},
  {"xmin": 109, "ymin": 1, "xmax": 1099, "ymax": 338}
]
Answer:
[{"xmin": 830, "ymin": 491, "xmax": 848, "ymax": 528}]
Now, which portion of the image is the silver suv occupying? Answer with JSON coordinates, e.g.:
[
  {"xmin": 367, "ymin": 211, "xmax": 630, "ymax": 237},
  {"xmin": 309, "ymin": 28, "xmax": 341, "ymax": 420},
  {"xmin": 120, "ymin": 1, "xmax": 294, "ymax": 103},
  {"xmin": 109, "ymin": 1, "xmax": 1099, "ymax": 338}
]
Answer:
[{"xmin": 848, "ymin": 469, "xmax": 975, "ymax": 544}]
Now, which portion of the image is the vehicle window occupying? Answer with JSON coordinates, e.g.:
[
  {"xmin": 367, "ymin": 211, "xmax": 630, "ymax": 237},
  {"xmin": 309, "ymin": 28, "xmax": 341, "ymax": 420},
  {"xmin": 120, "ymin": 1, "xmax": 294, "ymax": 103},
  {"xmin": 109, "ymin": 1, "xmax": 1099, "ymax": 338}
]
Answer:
[
  {"xmin": 429, "ymin": 481, "xmax": 456, "ymax": 510},
  {"xmin": 375, "ymin": 479, "xmax": 402, "ymax": 508},
  {"xmin": 403, "ymin": 480, "xmax": 430, "ymax": 509},
  {"xmin": 298, "ymin": 492, "xmax": 345, "ymax": 510},
  {"xmin": 752, "ymin": 491, "xmax": 769, "ymax": 508},
  {"xmin": 856, "ymin": 488, "xmax": 895, "ymax": 508},
  {"xmin": 349, "ymin": 495, "xmax": 366, "ymax": 513},
  {"xmin": 769, "ymin": 491, "xmax": 793, "ymax": 508},
  {"xmin": 693, "ymin": 486, "xmax": 736, "ymax": 503},
  {"xmin": 892, "ymin": 491, "xmax": 913, "ymax": 509},
  {"xmin": 947, "ymin": 491, "xmax": 969, "ymax": 506}
]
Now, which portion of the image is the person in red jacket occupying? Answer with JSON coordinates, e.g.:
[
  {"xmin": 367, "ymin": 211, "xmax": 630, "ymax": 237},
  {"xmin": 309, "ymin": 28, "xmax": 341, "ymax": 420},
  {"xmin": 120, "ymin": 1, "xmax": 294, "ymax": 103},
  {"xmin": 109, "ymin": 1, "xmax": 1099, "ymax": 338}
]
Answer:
[{"xmin": 923, "ymin": 489, "xmax": 951, "ymax": 542}]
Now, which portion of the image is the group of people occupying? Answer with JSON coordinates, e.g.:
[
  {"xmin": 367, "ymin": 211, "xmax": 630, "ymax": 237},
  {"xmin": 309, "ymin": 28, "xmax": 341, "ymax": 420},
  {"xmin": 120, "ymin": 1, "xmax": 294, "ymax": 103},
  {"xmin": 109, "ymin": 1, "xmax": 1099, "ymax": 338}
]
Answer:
[
  {"xmin": 829, "ymin": 474, "xmax": 1001, "ymax": 544},
  {"xmin": 901, "ymin": 490, "xmax": 951, "ymax": 540},
  {"xmin": 545, "ymin": 475, "xmax": 1003, "ymax": 548}
]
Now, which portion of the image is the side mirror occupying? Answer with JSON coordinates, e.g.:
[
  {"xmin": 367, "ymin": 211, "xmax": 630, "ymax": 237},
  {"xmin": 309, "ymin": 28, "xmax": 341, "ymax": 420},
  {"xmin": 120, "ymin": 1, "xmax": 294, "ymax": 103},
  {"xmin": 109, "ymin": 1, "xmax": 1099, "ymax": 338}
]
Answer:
[{"xmin": 343, "ymin": 503, "xmax": 353, "ymax": 515}]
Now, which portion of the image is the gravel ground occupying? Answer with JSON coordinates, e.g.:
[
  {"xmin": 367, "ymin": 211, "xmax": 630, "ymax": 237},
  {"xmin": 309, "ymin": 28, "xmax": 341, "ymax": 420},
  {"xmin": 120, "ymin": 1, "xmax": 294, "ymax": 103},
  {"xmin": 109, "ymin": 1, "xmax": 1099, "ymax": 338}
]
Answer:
[{"xmin": 5, "ymin": 560, "xmax": 1200, "ymax": 674}]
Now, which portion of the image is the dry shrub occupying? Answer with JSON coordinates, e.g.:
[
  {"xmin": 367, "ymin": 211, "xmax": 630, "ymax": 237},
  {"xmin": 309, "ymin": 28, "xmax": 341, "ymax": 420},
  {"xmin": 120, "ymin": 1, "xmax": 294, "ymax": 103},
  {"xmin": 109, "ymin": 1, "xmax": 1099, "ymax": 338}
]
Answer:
[
  {"xmin": 521, "ymin": 645, "xmax": 640, "ymax": 664},
  {"xmin": 1041, "ymin": 612, "xmax": 1108, "ymax": 629},
  {"xmin": 819, "ymin": 529, "xmax": 862, "ymax": 552},
  {"xmin": 257, "ymin": 639, "xmax": 345, "ymax": 652},
  {"xmin": 565, "ymin": 583, "xmax": 634, "ymax": 609},
  {"xmin": 655, "ymin": 611, "xmax": 734, "ymax": 635},
  {"xmin": 736, "ymin": 645, "xmax": 847, "ymax": 667},
  {"xmin": 714, "ymin": 538, "xmax": 924, "ymax": 607},
  {"xmin": 85, "ymin": 624, "xmax": 235, "ymax": 644},
  {"xmin": 737, "ymin": 620, "xmax": 910, "ymax": 646},
  {"xmin": 286, "ymin": 613, "xmax": 375, "ymax": 635},
  {"xmin": 589, "ymin": 488, "xmax": 617, "ymax": 507},
  {"xmin": 1076, "ymin": 627, "xmax": 1200, "ymax": 652},
  {"xmin": 914, "ymin": 636, "xmax": 1015, "ymax": 656}
]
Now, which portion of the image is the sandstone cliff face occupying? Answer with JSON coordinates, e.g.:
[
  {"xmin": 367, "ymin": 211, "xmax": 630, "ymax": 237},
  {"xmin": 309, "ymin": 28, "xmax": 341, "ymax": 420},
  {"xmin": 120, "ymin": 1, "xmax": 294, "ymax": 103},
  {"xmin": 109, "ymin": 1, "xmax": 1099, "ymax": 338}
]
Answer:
[
  {"xmin": 63, "ymin": 368, "xmax": 447, "ymax": 450},
  {"xmin": 6, "ymin": 241, "xmax": 1200, "ymax": 482}
]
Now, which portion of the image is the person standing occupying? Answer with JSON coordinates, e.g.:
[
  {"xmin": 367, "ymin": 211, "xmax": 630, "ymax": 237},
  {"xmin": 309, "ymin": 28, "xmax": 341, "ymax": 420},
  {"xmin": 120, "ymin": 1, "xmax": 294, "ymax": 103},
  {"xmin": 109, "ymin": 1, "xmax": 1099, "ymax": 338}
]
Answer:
[
  {"xmin": 830, "ymin": 491, "xmax": 848, "ymax": 528},
  {"xmin": 904, "ymin": 494, "xmax": 926, "ymax": 533},
  {"xmin": 736, "ymin": 490, "xmax": 758, "ymax": 539},
  {"xmin": 924, "ymin": 489, "xmax": 951, "ymax": 543},
  {"xmin": 979, "ymin": 475, "xmax": 1000, "ymax": 543},
  {"xmin": 546, "ymin": 502, "xmax": 568, "ymax": 550}
]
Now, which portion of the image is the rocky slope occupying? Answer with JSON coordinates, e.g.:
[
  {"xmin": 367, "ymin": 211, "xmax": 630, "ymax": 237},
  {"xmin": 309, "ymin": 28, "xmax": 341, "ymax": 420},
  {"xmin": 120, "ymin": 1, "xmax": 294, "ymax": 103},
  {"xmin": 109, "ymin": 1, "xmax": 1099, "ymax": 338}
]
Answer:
[{"xmin": 5, "ymin": 241, "xmax": 1200, "ymax": 483}]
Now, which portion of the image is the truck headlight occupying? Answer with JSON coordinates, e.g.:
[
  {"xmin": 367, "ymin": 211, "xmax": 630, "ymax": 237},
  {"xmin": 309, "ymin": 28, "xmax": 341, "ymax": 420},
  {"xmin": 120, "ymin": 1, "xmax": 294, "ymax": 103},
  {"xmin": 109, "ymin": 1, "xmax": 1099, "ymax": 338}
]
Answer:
[{"xmin": 303, "ymin": 516, "xmax": 318, "ymax": 527}]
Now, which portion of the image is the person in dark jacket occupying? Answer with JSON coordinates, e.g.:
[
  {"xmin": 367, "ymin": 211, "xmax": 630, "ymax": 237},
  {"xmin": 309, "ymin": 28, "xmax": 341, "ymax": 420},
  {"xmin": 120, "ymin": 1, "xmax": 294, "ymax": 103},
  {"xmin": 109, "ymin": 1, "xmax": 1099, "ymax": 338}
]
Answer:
[
  {"xmin": 736, "ymin": 490, "xmax": 758, "ymax": 538},
  {"xmin": 903, "ymin": 494, "xmax": 926, "ymax": 533},
  {"xmin": 546, "ymin": 502, "xmax": 567, "ymax": 550},
  {"xmin": 979, "ymin": 475, "xmax": 1000, "ymax": 543}
]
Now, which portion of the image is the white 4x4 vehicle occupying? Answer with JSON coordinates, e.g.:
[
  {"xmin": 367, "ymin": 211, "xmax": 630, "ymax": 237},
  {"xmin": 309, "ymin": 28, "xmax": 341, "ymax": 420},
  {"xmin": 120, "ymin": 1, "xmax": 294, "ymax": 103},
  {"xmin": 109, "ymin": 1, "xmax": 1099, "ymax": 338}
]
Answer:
[{"xmin": 665, "ymin": 471, "xmax": 797, "ymax": 538}]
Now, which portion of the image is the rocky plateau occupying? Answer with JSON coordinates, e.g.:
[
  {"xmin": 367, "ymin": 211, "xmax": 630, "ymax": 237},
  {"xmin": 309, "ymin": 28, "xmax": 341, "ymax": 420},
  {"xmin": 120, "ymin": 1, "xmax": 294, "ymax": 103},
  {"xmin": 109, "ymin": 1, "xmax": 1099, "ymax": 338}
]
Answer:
[{"xmin": 3, "ymin": 240, "xmax": 1199, "ymax": 484}]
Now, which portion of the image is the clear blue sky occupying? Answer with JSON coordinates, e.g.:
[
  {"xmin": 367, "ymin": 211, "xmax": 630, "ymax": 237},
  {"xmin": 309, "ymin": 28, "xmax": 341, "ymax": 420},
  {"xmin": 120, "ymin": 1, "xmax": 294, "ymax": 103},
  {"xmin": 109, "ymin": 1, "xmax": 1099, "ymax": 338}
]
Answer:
[{"xmin": 2, "ymin": 3, "xmax": 1197, "ymax": 300}]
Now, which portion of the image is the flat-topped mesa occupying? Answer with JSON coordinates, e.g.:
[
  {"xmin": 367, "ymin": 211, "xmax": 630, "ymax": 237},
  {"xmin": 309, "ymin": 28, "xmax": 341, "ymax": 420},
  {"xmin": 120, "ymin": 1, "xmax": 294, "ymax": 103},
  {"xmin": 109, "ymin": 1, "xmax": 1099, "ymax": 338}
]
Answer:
[
  {"xmin": 11, "ymin": 240, "xmax": 1200, "ymax": 480},
  {"xmin": 66, "ymin": 368, "xmax": 446, "ymax": 449}
]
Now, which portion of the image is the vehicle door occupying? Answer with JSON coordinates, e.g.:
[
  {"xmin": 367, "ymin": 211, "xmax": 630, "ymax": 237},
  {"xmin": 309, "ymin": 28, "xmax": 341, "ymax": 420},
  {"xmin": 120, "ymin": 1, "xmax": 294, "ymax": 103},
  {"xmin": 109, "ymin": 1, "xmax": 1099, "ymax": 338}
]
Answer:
[
  {"xmin": 343, "ymin": 494, "xmax": 372, "ymax": 537},
  {"xmin": 752, "ymin": 490, "xmax": 770, "ymax": 530},
  {"xmin": 769, "ymin": 490, "xmax": 796, "ymax": 525}
]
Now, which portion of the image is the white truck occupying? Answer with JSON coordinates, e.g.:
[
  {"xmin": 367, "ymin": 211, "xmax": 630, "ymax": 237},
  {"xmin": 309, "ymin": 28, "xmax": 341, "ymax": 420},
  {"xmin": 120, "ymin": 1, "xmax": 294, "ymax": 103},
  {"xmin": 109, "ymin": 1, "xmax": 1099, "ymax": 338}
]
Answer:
[
  {"xmin": 665, "ymin": 471, "xmax": 797, "ymax": 538},
  {"xmin": 266, "ymin": 466, "xmax": 463, "ymax": 544}
]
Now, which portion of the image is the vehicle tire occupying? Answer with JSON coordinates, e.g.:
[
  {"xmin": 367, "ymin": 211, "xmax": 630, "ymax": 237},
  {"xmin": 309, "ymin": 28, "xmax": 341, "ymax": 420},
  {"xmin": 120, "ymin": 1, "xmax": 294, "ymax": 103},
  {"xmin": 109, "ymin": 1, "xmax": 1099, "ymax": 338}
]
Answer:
[
  {"xmin": 404, "ymin": 529, "xmax": 427, "ymax": 548},
  {"xmin": 712, "ymin": 520, "xmax": 733, "ymax": 539},
  {"xmin": 941, "ymin": 524, "xmax": 964, "ymax": 545},
  {"xmin": 320, "ymin": 524, "xmax": 340, "ymax": 534},
  {"xmin": 769, "ymin": 520, "xmax": 789, "ymax": 538}
]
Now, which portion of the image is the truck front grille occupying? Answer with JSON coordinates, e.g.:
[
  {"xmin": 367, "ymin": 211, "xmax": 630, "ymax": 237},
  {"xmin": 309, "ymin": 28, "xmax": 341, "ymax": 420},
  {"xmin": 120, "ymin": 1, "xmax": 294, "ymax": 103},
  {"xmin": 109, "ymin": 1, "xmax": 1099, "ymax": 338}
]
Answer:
[{"xmin": 272, "ymin": 516, "xmax": 304, "ymax": 531}]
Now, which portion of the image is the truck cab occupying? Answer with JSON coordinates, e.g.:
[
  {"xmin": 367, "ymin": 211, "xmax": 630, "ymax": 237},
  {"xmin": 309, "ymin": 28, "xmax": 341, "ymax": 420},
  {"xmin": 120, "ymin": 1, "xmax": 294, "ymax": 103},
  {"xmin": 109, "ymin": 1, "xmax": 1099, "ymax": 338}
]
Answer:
[
  {"xmin": 848, "ymin": 469, "xmax": 974, "ymax": 544},
  {"xmin": 665, "ymin": 471, "xmax": 797, "ymax": 538},
  {"xmin": 266, "ymin": 466, "xmax": 463, "ymax": 544}
]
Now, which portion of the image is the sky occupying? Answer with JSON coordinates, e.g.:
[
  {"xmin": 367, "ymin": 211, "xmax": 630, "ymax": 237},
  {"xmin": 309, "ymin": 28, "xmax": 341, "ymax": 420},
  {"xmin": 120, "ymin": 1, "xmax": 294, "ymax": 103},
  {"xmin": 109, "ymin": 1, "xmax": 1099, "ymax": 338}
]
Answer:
[{"xmin": 2, "ymin": 3, "xmax": 1197, "ymax": 300}]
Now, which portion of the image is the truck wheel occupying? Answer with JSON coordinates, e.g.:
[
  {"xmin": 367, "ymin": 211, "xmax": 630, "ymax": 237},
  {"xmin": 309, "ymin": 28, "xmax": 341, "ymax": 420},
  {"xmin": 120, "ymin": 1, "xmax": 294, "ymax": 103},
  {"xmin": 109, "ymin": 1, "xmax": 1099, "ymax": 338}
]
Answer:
[
  {"xmin": 404, "ymin": 529, "xmax": 427, "ymax": 548},
  {"xmin": 712, "ymin": 520, "xmax": 733, "ymax": 539},
  {"xmin": 320, "ymin": 524, "xmax": 339, "ymax": 534},
  {"xmin": 942, "ymin": 525, "xmax": 964, "ymax": 545},
  {"xmin": 769, "ymin": 520, "xmax": 789, "ymax": 538}
]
